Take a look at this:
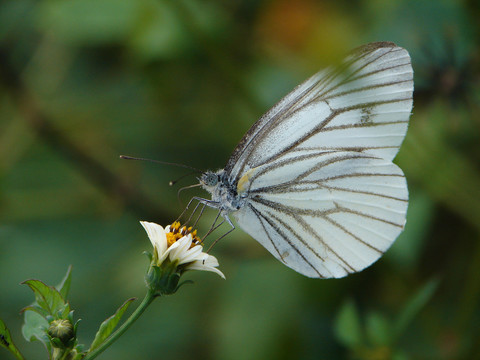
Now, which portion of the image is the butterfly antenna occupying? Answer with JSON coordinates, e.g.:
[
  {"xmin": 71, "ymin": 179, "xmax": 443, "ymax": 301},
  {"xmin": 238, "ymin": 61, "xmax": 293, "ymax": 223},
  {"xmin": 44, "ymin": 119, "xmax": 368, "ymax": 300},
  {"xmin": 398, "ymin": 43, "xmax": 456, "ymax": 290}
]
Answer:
[
  {"xmin": 169, "ymin": 171, "xmax": 201, "ymax": 187},
  {"xmin": 120, "ymin": 155, "xmax": 203, "ymax": 173}
]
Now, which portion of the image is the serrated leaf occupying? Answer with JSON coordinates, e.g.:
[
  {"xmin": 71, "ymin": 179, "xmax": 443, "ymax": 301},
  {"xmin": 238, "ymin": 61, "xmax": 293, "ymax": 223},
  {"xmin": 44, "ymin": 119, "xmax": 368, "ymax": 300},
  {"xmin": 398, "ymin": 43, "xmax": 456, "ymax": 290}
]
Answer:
[
  {"xmin": 21, "ymin": 310, "xmax": 49, "ymax": 346},
  {"xmin": 365, "ymin": 311, "xmax": 391, "ymax": 346},
  {"xmin": 57, "ymin": 266, "xmax": 73, "ymax": 300},
  {"xmin": 393, "ymin": 278, "xmax": 440, "ymax": 340},
  {"xmin": 22, "ymin": 279, "xmax": 69, "ymax": 318},
  {"xmin": 88, "ymin": 298, "xmax": 136, "ymax": 352},
  {"xmin": 21, "ymin": 305, "xmax": 50, "ymax": 319},
  {"xmin": 334, "ymin": 300, "xmax": 363, "ymax": 348},
  {"xmin": 1, "ymin": 318, "xmax": 25, "ymax": 360}
]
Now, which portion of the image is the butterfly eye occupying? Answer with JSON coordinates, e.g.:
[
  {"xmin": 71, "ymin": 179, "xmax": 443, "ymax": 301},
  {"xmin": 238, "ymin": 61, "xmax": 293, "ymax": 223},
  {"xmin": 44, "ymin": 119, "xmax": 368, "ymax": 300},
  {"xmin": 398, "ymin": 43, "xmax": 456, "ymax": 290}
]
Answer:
[{"xmin": 203, "ymin": 173, "xmax": 219, "ymax": 187}]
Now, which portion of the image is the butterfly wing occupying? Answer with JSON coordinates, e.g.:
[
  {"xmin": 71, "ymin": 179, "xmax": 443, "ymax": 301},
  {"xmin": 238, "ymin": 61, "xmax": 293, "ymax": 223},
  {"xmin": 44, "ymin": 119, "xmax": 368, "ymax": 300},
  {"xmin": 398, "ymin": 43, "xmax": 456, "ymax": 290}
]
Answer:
[
  {"xmin": 227, "ymin": 42, "xmax": 413, "ymax": 278},
  {"xmin": 232, "ymin": 151, "xmax": 408, "ymax": 278},
  {"xmin": 225, "ymin": 42, "xmax": 413, "ymax": 182}
]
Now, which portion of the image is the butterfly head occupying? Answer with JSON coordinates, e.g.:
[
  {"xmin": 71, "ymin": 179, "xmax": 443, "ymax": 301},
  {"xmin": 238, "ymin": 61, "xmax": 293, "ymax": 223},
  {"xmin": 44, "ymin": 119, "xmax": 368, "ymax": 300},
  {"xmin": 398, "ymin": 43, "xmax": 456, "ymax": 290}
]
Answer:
[
  {"xmin": 200, "ymin": 171, "xmax": 220, "ymax": 190},
  {"xmin": 200, "ymin": 170, "xmax": 246, "ymax": 212}
]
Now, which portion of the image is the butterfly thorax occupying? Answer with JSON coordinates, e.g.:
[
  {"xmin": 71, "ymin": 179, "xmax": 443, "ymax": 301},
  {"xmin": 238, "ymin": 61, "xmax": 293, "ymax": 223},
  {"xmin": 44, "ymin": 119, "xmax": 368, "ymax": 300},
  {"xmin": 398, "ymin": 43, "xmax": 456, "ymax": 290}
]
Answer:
[{"xmin": 200, "ymin": 170, "xmax": 246, "ymax": 212}]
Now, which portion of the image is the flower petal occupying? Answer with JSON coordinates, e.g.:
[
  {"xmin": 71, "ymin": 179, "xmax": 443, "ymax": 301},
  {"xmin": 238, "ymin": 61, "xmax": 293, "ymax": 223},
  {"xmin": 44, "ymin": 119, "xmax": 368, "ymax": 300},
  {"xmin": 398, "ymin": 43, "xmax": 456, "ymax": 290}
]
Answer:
[
  {"xmin": 167, "ymin": 234, "xmax": 192, "ymax": 262},
  {"xmin": 140, "ymin": 221, "xmax": 168, "ymax": 259},
  {"xmin": 177, "ymin": 245, "xmax": 205, "ymax": 265},
  {"xmin": 142, "ymin": 221, "xmax": 225, "ymax": 279},
  {"xmin": 187, "ymin": 254, "xmax": 225, "ymax": 279}
]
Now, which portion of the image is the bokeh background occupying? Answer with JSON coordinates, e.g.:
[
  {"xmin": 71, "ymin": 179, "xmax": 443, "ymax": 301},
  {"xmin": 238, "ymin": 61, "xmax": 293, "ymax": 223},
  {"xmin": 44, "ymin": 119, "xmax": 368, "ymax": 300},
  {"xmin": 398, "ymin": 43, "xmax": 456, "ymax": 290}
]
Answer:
[{"xmin": 1, "ymin": 0, "xmax": 479, "ymax": 359}]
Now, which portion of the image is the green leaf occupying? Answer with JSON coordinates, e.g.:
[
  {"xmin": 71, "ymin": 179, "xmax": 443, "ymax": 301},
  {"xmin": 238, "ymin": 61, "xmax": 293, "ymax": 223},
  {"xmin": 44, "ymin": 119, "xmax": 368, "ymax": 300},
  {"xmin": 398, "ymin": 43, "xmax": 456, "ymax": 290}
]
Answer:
[
  {"xmin": 88, "ymin": 298, "xmax": 136, "ymax": 352},
  {"xmin": 21, "ymin": 310, "xmax": 49, "ymax": 345},
  {"xmin": 1, "ymin": 318, "xmax": 25, "ymax": 360},
  {"xmin": 57, "ymin": 265, "xmax": 73, "ymax": 300},
  {"xmin": 22, "ymin": 279, "xmax": 70, "ymax": 319},
  {"xmin": 21, "ymin": 305, "xmax": 49, "ymax": 320},
  {"xmin": 393, "ymin": 278, "xmax": 440, "ymax": 340},
  {"xmin": 334, "ymin": 300, "xmax": 363, "ymax": 348},
  {"xmin": 365, "ymin": 311, "xmax": 391, "ymax": 346}
]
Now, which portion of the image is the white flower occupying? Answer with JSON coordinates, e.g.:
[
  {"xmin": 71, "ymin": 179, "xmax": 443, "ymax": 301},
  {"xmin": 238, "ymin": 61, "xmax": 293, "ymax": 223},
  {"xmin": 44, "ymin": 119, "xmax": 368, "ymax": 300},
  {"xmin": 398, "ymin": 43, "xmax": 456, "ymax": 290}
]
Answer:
[{"xmin": 140, "ymin": 221, "xmax": 225, "ymax": 279}]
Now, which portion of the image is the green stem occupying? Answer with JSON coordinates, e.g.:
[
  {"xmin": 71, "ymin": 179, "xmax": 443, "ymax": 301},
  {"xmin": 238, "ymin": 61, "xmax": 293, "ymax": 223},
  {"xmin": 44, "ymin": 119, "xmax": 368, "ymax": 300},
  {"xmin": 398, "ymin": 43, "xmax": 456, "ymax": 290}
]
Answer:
[
  {"xmin": 58, "ymin": 349, "xmax": 70, "ymax": 360},
  {"xmin": 83, "ymin": 290, "xmax": 158, "ymax": 360}
]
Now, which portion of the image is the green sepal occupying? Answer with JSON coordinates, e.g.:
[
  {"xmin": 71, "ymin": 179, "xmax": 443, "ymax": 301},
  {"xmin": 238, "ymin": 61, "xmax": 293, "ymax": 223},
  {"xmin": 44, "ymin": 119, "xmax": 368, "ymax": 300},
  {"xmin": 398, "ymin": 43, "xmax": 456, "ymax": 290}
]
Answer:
[
  {"xmin": 73, "ymin": 317, "xmax": 81, "ymax": 336},
  {"xmin": 49, "ymin": 336, "xmax": 65, "ymax": 349},
  {"xmin": 21, "ymin": 279, "xmax": 70, "ymax": 319},
  {"xmin": 88, "ymin": 298, "xmax": 136, "ymax": 352},
  {"xmin": 0, "ymin": 318, "xmax": 25, "ymax": 360},
  {"xmin": 143, "ymin": 251, "xmax": 153, "ymax": 262},
  {"xmin": 146, "ymin": 261, "xmax": 181, "ymax": 295}
]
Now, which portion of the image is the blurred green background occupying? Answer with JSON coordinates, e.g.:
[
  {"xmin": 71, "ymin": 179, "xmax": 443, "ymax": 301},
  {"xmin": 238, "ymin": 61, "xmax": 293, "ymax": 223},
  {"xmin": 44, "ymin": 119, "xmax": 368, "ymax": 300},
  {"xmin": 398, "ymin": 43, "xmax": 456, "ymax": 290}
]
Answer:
[{"xmin": 1, "ymin": 0, "xmax": 479, "ymax": 359}]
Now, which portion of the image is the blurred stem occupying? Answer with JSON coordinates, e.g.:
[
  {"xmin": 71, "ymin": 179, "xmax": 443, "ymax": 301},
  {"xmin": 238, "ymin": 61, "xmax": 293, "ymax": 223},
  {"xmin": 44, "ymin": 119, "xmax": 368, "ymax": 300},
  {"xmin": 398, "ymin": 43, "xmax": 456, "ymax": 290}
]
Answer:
[
  {"xmin": 456, "ymin": 235, "xmax": 480, "ymax": 338},
  {"xmin": 83, "ymin": 289, "xmax": 157, "ymax": 360},
  {"xmin": 0, "ymin": 47, "xmax": 168, "ymax": 220}
]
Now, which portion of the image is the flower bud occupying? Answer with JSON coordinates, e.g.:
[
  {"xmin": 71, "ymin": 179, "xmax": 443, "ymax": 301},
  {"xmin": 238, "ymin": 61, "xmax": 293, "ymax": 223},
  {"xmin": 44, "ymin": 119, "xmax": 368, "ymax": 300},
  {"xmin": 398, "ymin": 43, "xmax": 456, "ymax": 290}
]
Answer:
[
  {"xmin": 145, "ymin": 261, "xmax": 181, "ymax": 295},
  {"xmin": 48, "ymin": 319, "xmax": 74, "ymax": 345}
]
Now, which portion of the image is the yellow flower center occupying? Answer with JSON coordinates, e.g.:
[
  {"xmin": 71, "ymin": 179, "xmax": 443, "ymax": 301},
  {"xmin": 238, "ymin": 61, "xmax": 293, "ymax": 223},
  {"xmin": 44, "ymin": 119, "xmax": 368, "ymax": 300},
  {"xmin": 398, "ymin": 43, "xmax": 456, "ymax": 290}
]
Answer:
[{"xmin": 166, "ymin": 221, "xmax": 203, "ymax": 248}]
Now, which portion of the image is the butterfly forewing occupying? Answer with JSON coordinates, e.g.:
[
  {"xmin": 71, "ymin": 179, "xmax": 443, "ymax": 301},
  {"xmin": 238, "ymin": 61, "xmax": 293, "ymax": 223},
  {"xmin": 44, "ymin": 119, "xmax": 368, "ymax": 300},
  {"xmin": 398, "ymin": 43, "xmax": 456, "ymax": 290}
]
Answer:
[
  {"xmin": 210, "ymin": 42, "xmax": 413, "ymax": 278},
  {"xmin": 225, "ymin": 42, "xmax": 413, "ymax": 183}
]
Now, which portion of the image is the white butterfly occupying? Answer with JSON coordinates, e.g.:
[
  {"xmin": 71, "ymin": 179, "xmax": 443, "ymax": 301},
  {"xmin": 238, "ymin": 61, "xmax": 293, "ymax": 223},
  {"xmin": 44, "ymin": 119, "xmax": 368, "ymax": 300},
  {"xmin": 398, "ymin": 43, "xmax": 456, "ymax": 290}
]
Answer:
[{"xmin": 198, "ymin": 42, "xmax": 413, "ymax": 278}]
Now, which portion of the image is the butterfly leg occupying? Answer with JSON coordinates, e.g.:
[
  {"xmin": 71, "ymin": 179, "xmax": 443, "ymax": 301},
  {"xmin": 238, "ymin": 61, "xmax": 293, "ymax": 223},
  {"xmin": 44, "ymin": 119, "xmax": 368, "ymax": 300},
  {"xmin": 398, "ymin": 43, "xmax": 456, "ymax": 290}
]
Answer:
[
  {"xmin": 202, "ymin": 210, "xmax": 223, "ymax": 240},
  {"xmin": 182, "ymin": 197, "xmax": 236, "ymax": 253},
  {"xmin": 175, "ymin": 197, "xmax": 200, "ymax": 223},
  {"xmin": 193, "ymin": 196, "xmax": 221, "ymax": 210},
  {"xmin": 176, "ymin": 196, "xmax": 219, "ymax": 226},
  {"xmin": 205, "ymin": 213, "xmax": 235, "ymax": 253}
]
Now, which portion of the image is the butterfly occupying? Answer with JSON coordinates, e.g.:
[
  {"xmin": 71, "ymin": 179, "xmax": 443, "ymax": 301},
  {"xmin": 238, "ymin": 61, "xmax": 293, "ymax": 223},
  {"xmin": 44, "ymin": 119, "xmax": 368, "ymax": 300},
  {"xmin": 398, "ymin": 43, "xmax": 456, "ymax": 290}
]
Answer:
[{"xmin": 198, "ymin": 42, "xmax": 413, "ymax": 278}]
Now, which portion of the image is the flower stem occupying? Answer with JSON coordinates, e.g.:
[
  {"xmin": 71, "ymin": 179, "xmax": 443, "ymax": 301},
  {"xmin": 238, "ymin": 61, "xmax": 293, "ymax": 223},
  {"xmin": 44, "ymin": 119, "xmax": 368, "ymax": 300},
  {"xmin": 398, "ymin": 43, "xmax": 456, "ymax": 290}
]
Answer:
[{"xmin": 83, "ymin": 289, "xmax": 158, "ymax": 360}]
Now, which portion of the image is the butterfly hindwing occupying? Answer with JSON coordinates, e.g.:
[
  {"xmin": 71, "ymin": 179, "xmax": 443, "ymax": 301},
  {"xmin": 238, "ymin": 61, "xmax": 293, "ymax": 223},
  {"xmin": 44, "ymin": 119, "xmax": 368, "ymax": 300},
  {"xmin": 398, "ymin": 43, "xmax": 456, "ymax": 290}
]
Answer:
[{"xmin": 232, "ymin": 151, "xmax": 408, "ymax": 278}]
